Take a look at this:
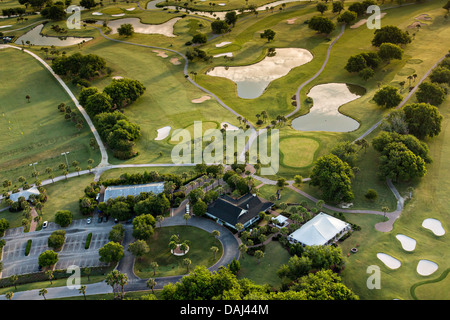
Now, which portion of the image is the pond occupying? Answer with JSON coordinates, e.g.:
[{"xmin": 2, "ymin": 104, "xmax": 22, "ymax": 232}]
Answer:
[
  {"xmin": 291, "ymin": 83, "xmax": 365, "ymax": 132},
  {"xmin": 15, "ymin": 24, "xmax": 92, "ymax": 47},
  {"xmin": 107, "ymin": 17, "xmax": 181, "ymax": 37},
  {"xmin": 206, "ymin": 48, "xmax": 313, "ymax": 99}
]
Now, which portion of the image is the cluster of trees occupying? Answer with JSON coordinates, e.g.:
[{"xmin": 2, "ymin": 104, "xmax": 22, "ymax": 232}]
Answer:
[
  {"xmin": 79, "ymin": 183, "xmax": 100, "ymax": 215},
  {"xmin": 308, "ymin": 16, "xmax": 335, "ymax": 35},
  {"xmin": 345, "ymin": 25, "xmax": 410, "ymax": 81},
  {"xmin": 79, "ymin": 78, "xmax": 145, "ymax": 159},
  {"xmin": 186, "ymin": 47, "xmax": 211, "ymax": 62},
  {"xmin": 417, "ymin": 56, "xmax": 450, "ymax": 106},
  {"xmin": 132, "ymin": 213, "xmax": 156, "ymax": 240},
  {"xmin": 57, "ymin": 103, "xmax": 85, "ymax": 131},
  {"xmin": 101, "ymin": 171, "xmax": 183, "ymax": 189},
  {"xmin": 41, "ymin": 4, "xmax": 66, "ymax": 21},
  {"xmin": 2, "ymin": 7, "xmax": 26, "ymax": 17},
  {"xmin": 52, "ymin": 53, "xmax": 107, "ymax": 81},
  {"xmin": 223, "ymin": 170, "xmax": 252, "ymax": 197},
  {"xmin": 99, "ymin": 192, "xmax": 170, "ymax": 222},
  {"xmin": 160, "ymin": 265, "xmax": 357, "ymax": 300}
]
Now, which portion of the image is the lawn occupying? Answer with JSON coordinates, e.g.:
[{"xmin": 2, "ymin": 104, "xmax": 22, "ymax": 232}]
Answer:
[
  {"xmin": 134, "ymin": 225, "xmax": 223, "ymax": 278},
  {"xmin": 237, "ymin": 241, "xmax": 291, "ymax": 289},
  {"xmin": 0, "ymin": 48, "xmax": 100, "ymax": 191}
]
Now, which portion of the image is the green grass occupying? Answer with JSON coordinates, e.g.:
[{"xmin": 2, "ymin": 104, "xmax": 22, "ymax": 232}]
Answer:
[
  {"xmin": 0, "ymin": 48, "xmax": 100, "ymax": 191},
  {"xmin": 237, "ymin": 241, "xmax": 291, "ymax": 289},
  {"xmin": 134, "ymin": 225, "xmax": 223, "ymax": 278},
  {"xmin": 279, "ymin": 136, "xmax": 319, "ymax": 168}
]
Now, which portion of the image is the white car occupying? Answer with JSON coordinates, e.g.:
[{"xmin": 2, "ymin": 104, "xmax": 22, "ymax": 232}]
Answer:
[
  {"xmin": 42, "ymin": 221, "xmax": 48, "ymax": 228},
  {"xmin": 87, "ymin": 218, "xmax": 92, "ymax": 224}
]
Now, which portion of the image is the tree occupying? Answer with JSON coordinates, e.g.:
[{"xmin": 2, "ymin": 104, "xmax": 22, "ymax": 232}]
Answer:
[
  {"xmin": 225, "ymin": 11, "xmax": 238, "ymax": 27},
  {"xmin": 128, "ymin": 240, "xmax": 150, "ymax": 260},
  {"xmin": 105, "ymin": 270, "xmax": 128, "ymax": 299},
  {"xmin": 378, "ymin": 43, "xmax": 403, "ymax": 64},
  {"xmin": 332, "ymin": 1, "xmax": 344, "ymax": 14},
  {"xmin": 254, "ymin": 250, "xmax": 264, "ymax": 264},
  {"xmin": 48, "ymin": 230, "xmax": 66, "ymax": 250},
  {"xmin": 39, "ymin": 288, "xmax": 48, "ymax": 300},
  {"xmin": 443, "ymin": 0, "xmax": 450, "ymax": 12},
  {"xmin": 183, "ymin": 213, "xmax": 191, "ymax": 225},
  {"xmin": 117, "ymin": 23, "xmax": 134, "ymax": 37},
  {"xmin": 337, "ymin": 10, "xmax": 357, "ymax": 24},
  {"xmin": 192, "ymin": 198, "xmax": 207, "ymax": 217},
  {"xmin": 183, "ymin": 258, "xmax": 192, "ymax": 273},
  {"xmin": 260, "ymin": 29, "xmax": 276, "ymax": 42},
  {"xmin": 415, "ymin": 82, "xmax": 446, "ymax": 106},
  {"xmin": 308, "ymin": 16, "xmax": 336, "ymax": 35},
  {"xmin": 55, "ymin": 210, "xmax": 72, "ymax": 227},
  {"xmin": 79, "ymin": 285, "xmax": 87, "ymax": 300},
  {"xmin": 99, "ymin": 241, "xmax": 124, "ymax": 264},
  {"xmin": 132, "ymin": 214, "xmax": 156, "ymax": 240},
  {"xmin": 25, "ymin": 95, "xmax": 30, "ymax": 103},
  {"xmin": 372, "ymin": 25, "xmax": 411, "ymax": 47},
  {"xmin": 403, "ymin": 103, "xmax": 443, "ymax": 139},
  {"xmin": 429, "ymin": 67, "xmax": 450, "ymax": 85},
  {"xmin": 294, "ymin": 175, "xmax": 303, "ymax": 185},
  {"xmin": 41, "ymin": 5, "xmax": 66, "ymax": 21},
  {"xmin": 191, "ymin": 33, "xmax": 207, "ymax": 44},
  {"xmin": 359, "ymin": 67, "xmax": 374, "ymax": 81},
  {"xmin": 310, "ymin": 154, "xmax": 354, "ymax": 203},
  {"xmin": 80, "ymin": 0, "xmax": 96, "ymax": 9},
  {"xmin": 277, "ymin": 255, "xmax": 312, "ymax": 280},
  {"xmin": 316, "ymin": 3, "xmax": 328, "ymax": 15},
  {"xmin": 38, "ymin": 250, "xmax": 59, "ymax": 268},
  {"xmin": 365, "ymin": 189, "xmax": 378, "ymax": 201},
  {"xmin": 373, "ymin": 86, "xmax": 403, "ymax": 109},
  {"xmin": 10, "ymin": 274, "xmax": 18, "ymax": 290},
  {"xmin": 108, "ymin": 201, "xmax": 132, "ymax": 221},
  {"xmin": 210, "ymin": 246, "xmax": 219, "ymax": 259},
  {"xmin": 211, "ymin": 20, "xmax": 229, "ymax": 34},
  {"xmin": 103, "ymin": 78, "xmax": 146, "ymax": 108},
  {"xmin": 109, "ymin": 224, "xmax": 125, "ymax": 243},
  {"xmin": 344, "ymin": 54, "xmax": 367, "ymax": 73},
  {"xmin": 85, "ymin": 92, "xmax": 112, "ymax": 115},
  {"xmin": 146, "ymin": 278, "xmax": 157, "ymax": 293}
]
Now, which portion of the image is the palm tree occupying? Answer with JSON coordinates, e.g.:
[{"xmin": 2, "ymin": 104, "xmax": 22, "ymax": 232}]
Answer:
[
  {"xmin": 46, "ymin": 270, "xmax": 54, "ymax": 284},
  {"xmin": 238, "ymin": 243, "xmax": 248, "ymax": 258},
  {"xmin": 210, "ymin": 246, "xmax": 219, "ymax": 259},
  {"xmin": 381, "ymin": 206, "xmax": 389, "ymax": 219},
  {"xmin": 150, "ymin": 261, "xmax": 159, "ymax": 276},
  {"xmin": 183, "ymin": 213, "xmax": 191, "ymax": 225},
  {"xmin": 183, "ymin": 258, "xmax": 192, "ymax": 273},
  {"xmin": 146, "ymin": 278, "xmax": 157, "ymax": 293},
  {"xmin": 10, "ymin": 274, "xmax": 18, "ymax": 290},
  {"xmin": 79, "ymin": 285, "xmax": 87, "ymax": 300},
  {"xmin": 5, "ymin": 291, "xmax": 14, "ymax": 300},
  {"xmin": 212, "ymin": 230, "xmax": 220, "ymax": 239},
  {"xmin": 75, "ymin": 166, "xmax": 81, "ymax": 176},
  {"xmin": 237, "ymin": 116, "xmax": 242, "ymax": 124},
  {"xmin": 39, "ymin": 288, "xmax": 48, "ymax": 300},
  {"xmin": 2, "ymin": 179, "xmax": 12, "ymax": 189},
  {"xmin": 156, "ymin": 215, "xmax": 164, "ymax": 228},
  {"xmin": 63, "ymin": 170, "xmax": 69, "ymax": 180}
]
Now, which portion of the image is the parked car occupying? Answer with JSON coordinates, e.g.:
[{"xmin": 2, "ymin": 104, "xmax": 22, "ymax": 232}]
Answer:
[
  {"xmin": 42, "ymin": 221, "xmax": 48, "ymax": 228},
  {"xmin": 87, "ymin": 218, "xmax": 91, "ymax": 224},
  {"xmin": 103, "ymin": 216, "xmax": 108, "ymax": 223},
  {"xmin": 114, "ymin": 218, "xmax": 119, "ymax": 224},
  {"xmin": 98, "ymin": 216, "xmax": 102, "ymax": 223},
  {"xmin": 186, "ymin": 204, "xmax": 190, "ymax": 214}
]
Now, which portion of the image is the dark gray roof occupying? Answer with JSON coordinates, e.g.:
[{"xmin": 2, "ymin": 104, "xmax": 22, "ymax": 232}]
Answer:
[{"xmin": 207, "ymin": 193, "xmax": 273, "ymax": 227}]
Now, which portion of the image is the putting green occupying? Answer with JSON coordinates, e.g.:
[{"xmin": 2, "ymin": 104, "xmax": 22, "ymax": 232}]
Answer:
[{"xmin": 279, "ymin": 136, "xmax": 319, "ymax": 168}]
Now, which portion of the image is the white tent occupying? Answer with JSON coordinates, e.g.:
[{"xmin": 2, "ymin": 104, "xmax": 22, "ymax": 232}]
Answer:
[
  {"xmin": 288, "ymin": 212, "xmax": 350, "ymax": 246},
  {"xmin": 9, "ymin": 187, "xmax": 40, "ymax": 202}
]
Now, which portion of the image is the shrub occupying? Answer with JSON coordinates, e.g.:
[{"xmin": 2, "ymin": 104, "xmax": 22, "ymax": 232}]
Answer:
[
  {"xmin": 25, "ymin": 239, "xmax": 32, "ymax": 256},
  {"xmin": 85, "ymin": 233, "xmax": 92, "ymax": 249}
]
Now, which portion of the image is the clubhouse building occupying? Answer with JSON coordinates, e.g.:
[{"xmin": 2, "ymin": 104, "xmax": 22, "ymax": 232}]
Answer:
[{"xmin": 206, "ymin": 193, "xmax": 274, "ymax": 231}]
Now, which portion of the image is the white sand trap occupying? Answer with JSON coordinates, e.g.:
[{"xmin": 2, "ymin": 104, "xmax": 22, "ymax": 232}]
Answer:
[
  {"xmin": 170, "ymin": 57, "xmax": 181, "ymax": 65},
  {"xmin": 126, "ymin": 7, "xmax": 136, "ymax": 11},
  {"xmin": 422, "ymin": 218, "xmax": 445, "ymax": 236},
  {"xmin": 377, "ymin": 253, "xmax": 401, "ymax": 270},
  {"xmin": 155, "ymin": 126, "xmax": 171, "ymax": 140},
  {"xmin": 416, "ymin": 14, "xmax": 432, "ymax": 20},
  {"xmin": 192, "ymin": 95, "xmax": 211, "ymax": 103},
  {"xmin": 408, "ymin": 21, "xmax": 426, "ymax": 28},
  {"xmin": 216, "ymin": 41, "xmax": 231, "ymax": 47},
  {"xmin": 0, "ymin": 25, "xmax": 12, "ymax": 29},
  {"xmin": 417, "ymin": 260, "xmax": 438, "ymax": 276},
  {"xmin": 213, "ymin": 52, "xmax": 233, "ymax": 58},
  {"xmin": 111, "ymin": 13, "xmax": 126, "ymax": 17},
  {"xmin": 351, "ymin": 12, "xmax": 386, "ymax": 29},
  {"xmin": 112, "ymin": 76, "xmax": 124, "ymax": 80},
  {"xmin": 396, "ymin": 234, "xmax": 416, "ymax": 252},
  {"xmin": 286, "ymin": 18, "xmax": 297, "ymax": 24},
  {"xmin": 92, "ymin": 12, "xmax": 103, "ymax": 15},
  {"xmin": 108, "ymin": 17, "xmax": 180, "ymax": 37},
  {"xmin": 152, "ymin": 49, "xmax": 168, "ymax": 58},
  {"xmin": 221, "ymin": 122, "xmax": 239, "ymax": 131},
  {"xmin": 218, "ymin": 3, "xmax": 226, "ymax": 6},
  {"xmin": 206, "ymin": 48, "xmax": 313, "ymax": 99}
]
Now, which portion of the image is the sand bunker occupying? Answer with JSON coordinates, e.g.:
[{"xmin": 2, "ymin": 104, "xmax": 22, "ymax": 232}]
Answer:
[
  {"xmin": 15, "ymin": 24, "xmax": 92, "ymax": 46},
  {"xmin": 416, "ymin": 14, "xmax": 432, "ymax": 20},
  {"xmin": 422, "ymin": 218, "xmax": 445, "ymax": 236},
  {"xmin": 126, "ymin": 7, "xmax": 136, "ymax": 11},
  {"xmin": 218, "ymin": 3, "xmax": 226, "ymax": 6},
  {"xmin": 221, "ymin": 122, "xmax": 239, "ymax": 131},
  {"xmin": 216, "ymin": 41, "xmax": 231, "ymax": 47},
  {"xmin": 0, "ymin": 25, "xmax": 12, "ymax": 29},
  {"xmin": 417, "ymin": 260, "xmax": 438, "ymax": 276},
  {"xmin": 112, "ymin": 76, "xmax": 124, "ymax": 80},
  {"xmin": 351, "ymin": 12, "xmax": 386, "ymax": 29},
  {"xmin": 291, "ymin": 83, "xmax": 363, "ymax": 132},
  {"xmin": 213, "ymin": 52, "xmax": 233, "ymax": 58},
  {"xmin": 377, "ymin": 253, "xmax": 401, "ymax": 270},
  {"xmin": 408, "ymin": 21, "xmax": 426, "ymax": 29},
  {"xmin": 286, "ymin": 18, "xmax": 297, "ymax": 24},
  {"xmin": 191, "ymin": 95, "xmax": 211, "ymax": 103},
  {"xmin": 152, "ymin": 49, "xmax": 168, "ymax": 58},
  {"xmin": 396, "ymin": 234, "xmax": 416, "ymax": 252},
  {"xmin": 170, "ymin": 57, "xmax": 181, "ymax": 65},
  {"xmin": 92, "ymin": 12, "xmax": 103, "ymax": 15},
  {"xmin": 108, "ymin": 17, "xmax": 180, "ymax": 37},
  {"xmin": 155, "ymin": 126, "xmax": 171, "ymax": 140},
  {"xmin": 206, "ymin": 48, "xmax": 313, "ymax": 99},
  {"xmin": 111, "ymin": 13, "xmax": 126, "ymax": 17}
]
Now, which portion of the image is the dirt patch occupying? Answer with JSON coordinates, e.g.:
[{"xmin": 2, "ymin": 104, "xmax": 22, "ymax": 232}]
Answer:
[
  {"xmin": 415, "ymin": 14, "xmax": 432, "ymax": 20},
  {"xmin": 408, "ymin": 21, "xmax": 426, "ymax": 29}
]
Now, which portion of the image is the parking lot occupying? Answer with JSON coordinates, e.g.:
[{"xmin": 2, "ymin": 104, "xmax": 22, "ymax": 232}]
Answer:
[{"xmin": 0, "ymin": 217, "xmax": 114, "ymax": 278}]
